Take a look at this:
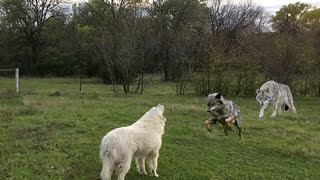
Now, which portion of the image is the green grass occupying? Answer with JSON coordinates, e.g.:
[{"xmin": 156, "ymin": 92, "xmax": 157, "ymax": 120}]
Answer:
[{"xmin": 0, "ymin": 77, "xmax": 320, "ymax": 180}]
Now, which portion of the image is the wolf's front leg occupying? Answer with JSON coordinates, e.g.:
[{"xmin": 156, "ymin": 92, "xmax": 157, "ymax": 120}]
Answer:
[
  {"xmin": 204, "ymin": 119, "xmax": 217, "ymax": 132},
  {"xmin": 223, "ymin": 125, "xmax": 229, "ymax": 136},
  {"xmin": 234, "ymin": 120, "xmax": 242, "ymax": 139},
  {"xmin": 259, "ymin": 104, "xmax": 268, "ymax": 119},
  {"xmin": 271, "ymin": 101, "xmax": 278, "ymax": 118}
]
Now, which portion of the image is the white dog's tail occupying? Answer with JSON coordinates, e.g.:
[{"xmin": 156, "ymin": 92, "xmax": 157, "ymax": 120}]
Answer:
[{"xmin": 100, "ymin": 144, "xmax": 113, "ymax": 180}]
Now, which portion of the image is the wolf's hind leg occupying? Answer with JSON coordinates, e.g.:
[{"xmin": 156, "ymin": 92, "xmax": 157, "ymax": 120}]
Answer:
[
  {"xmin": 223, "ymin": 125, "xmax": 229, "ymax": 136},
  {"xmin": 234, "ymin": 120, "xmax": 242, "ymax": 139},
  {"xmin": 286, "ymin": 89, "xmax": 297, "ymax": 114},
  {"xmin": 291, "ymin": 105, "xmax": 297, "ymax": 114},
  {"xmin": 284, "ymin": 97, "xmax": 297, "ymax": 114},
  {"xmin": 289, "ymin": 99, "xmax": 297, "ymax": 114}
]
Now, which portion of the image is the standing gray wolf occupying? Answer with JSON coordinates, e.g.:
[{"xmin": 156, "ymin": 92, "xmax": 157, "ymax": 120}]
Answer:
[
  {"xmin": 256, "ymin": 80, "xmax": 297, "ymax": 119},
  {"xmin": 100, "ymin": 104, "xmax": 166, "ymax": 180},
  {"xmin": 204, "ymin": 93, "xmax": 243, "ymax": 138}
]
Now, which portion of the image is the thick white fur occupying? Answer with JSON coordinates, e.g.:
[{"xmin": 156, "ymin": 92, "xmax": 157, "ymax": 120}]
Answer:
[{"xmin": 100, "ymin": 104, "xmax": 166, "ymax": 180}]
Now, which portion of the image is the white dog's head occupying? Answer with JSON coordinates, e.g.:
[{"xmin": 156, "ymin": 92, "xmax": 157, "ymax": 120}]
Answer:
[{"xmin": 146, "ymin": 104, "xmax": 166, "ymax": 122}]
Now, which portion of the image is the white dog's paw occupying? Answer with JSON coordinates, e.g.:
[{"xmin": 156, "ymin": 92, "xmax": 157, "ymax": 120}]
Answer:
[
  {"xmin": 259, "ymin": 115, "xmax": 264, "ymax": 119},
  {"xmin": 270, "ymin": 114, "xmax": 276, "ymax": 118},
  {"xmin": 150, "ymin": 170, "xmax": 159, "ymax": 177},
  {"xmin": 136, "ymin": 167, "xmax": 147, "ymax": 175},
  {"xmin": 141, "ymin": 170, "xmax": 147, "ymax": 175}
]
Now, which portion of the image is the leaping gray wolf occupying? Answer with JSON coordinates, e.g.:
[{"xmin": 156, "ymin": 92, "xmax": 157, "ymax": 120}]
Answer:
[
  {"xmin": 256, "ymin": 80, "xmax": 297, "ymax": 119},
  {"xmin": 100, "ymin": 104, "xmax": 166, "ymax": 180},
  {"xmin": 204, "ymin": 93, "xmax": 243, "ymax": 138}
]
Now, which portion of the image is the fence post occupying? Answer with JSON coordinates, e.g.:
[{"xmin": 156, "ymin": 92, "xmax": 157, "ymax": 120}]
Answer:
[{"xmin": 15, "ymin": 68, "xmax": 19, "ymax": 93}]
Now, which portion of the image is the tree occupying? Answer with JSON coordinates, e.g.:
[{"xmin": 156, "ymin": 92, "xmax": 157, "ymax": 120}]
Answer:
[
  {"xmin": 193, "ymin": 0, "xmax": 266, "ymax": 95},
  {"xmin": 0, "ymin": 0, "xmax": 62, "ymax": 75},
  {"xmin": 147, "ymin": 0, "xmax": 209, "ymax": 82},
  {"xmin": 300, "ymin": 8, "xmax": 320, "ymax": 96},
  {"xmin": 77, "ymin": 0, "xmax": 160, "ymax": 94},
  {"xmin": 269, "ymin": 3, "xmax": 320, "ymax": 95},
  {"xmin": 209, "ymin": 0, "xmax": 264, "ymax": 48},
  {"xmin": 272, "ymin": 2, "xmax": 311, "ymax": 35}
]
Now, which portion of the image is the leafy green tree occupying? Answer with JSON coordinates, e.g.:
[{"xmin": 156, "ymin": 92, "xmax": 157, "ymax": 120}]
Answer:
[
  {"xmin": 147, "ymin": 0, "xmax": 209, "ymax": 83},
  {"xmin": 272, "ymin": 2, "xmax": 311, "ymax": 35},
  {"xmin": 300, "ymin": 8, "xmax": 320, "ymax": 96},
  {"xmin": 270, "ymin": 3, "xmax": 320, "ymax": 95},
  {"xmin": 269, "ymin": 2, "xmax": 310, "ymax": 87},
  {"xmin": 0, "ymin": 0, "xmax": 61, "ymax": 75}
]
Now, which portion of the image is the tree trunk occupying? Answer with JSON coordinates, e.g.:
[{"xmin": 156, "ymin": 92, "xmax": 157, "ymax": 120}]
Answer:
[
  {"xmin": 123, "ymin": 83, "xmax": 130, "ymax": 94},
  {"xmin": 140, "ymin": 76, "xmax": 145, "ymax": 95},
  {"xmin": 80, "ymin": 74, "xmax": 83, "ymax": 92},
  {"xmin": 163, "ymin": 59, "xmax": 170, "ymax": 82},
  {"xmin": 303, "ymin": 74, "xmax": 308, "ymax": 96}
]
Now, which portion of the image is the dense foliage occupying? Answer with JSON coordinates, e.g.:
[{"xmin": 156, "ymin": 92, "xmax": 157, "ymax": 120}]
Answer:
[{"xmin": 0, "ymin": 0, "xmax": 319, "ymax": 95}]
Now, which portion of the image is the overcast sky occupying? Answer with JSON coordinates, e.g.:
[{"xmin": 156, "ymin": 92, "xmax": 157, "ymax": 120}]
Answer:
[
  {"xmin": 71, "ymin": 0, "xmax": 320, "ymax": 14},
  {"xmin": 257, "ymin": 0, "xmax": 320, "ymax": 14}
]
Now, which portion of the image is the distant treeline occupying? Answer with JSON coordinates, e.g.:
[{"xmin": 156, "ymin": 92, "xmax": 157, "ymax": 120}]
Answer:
[{"xmin": 0, "ymin": 0, "xmax": 319, "ymax": 96}]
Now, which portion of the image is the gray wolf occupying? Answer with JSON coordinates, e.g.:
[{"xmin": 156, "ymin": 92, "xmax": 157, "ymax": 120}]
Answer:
[
  {"xmin": 204, "ymin": 93, "xmax": 243, "ymax": 138},
  {"xmin": 100, "ymin": 104, "xmax": 166, "ymax": 180},
  {"xmin": 256, "ymin": 80, "xmax": 297, "ymax": 119}
]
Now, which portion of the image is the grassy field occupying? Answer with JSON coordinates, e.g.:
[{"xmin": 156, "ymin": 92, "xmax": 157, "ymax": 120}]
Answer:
[{"xmin": 0, "ymin": 78, "xmax": 320, "ymax": 180}]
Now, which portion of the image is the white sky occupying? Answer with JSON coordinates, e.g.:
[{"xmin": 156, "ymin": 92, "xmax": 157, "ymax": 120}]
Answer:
[
  {"xmin": 70, "ymin": 0, "xmax": 320, "ymax": 14},
  {"xmin": 257, "ymin": 0, "xmax": 320, "ymax": 14}
]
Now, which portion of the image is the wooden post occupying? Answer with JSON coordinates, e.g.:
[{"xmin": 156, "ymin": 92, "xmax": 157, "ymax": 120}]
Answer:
[{"xmin": 15, "ymin": 68, "xmax": 19, "ymax": 93}]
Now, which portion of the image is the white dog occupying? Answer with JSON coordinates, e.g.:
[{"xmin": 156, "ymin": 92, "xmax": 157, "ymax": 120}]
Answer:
[{"xmin": 100, "ymin": 104, "xmax": 166, "ymax": 180}]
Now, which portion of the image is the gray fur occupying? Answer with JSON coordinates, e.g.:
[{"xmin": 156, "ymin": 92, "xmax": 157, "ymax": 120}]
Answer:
[
  {"xmin": 256, "ymin": 80, "xmax": 297, "ymax": 119},
  {"xmin": 205, "ymin": 93, "xmax": 243, "ymax": 138}
]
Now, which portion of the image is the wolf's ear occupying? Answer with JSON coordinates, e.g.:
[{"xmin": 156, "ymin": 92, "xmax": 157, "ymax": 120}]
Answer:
[
  {"xmin": 265, "ymin": 88, "xmax": 269, "ymax": 93},
  {"xmin": 215, "ymin": 93, "xmax": 222, "ymax": 99},
  {"xmin": 256, "ymin": 89, "xmax": 260, "ymax": 94}
]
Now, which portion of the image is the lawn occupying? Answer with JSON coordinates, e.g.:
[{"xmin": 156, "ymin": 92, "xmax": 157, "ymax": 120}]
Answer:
[{"xmin": 0, "ymin": 78, "xmax": 319, "ymax": 180}]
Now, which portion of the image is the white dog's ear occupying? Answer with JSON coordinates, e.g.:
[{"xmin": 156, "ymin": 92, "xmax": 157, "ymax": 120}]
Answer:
[
  {"xmin": 157, "ymin": 104, "xmax": 164, "ymax": 113},
  {"xmin": 256, "ymin": 89, "xmax": 260, "ymax": 94}
]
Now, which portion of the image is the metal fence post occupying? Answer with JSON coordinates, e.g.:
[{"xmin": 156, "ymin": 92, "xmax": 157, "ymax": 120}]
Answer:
[{"xmin": 15, "ymin": 68, "xmax": 19, "ymax": 93}]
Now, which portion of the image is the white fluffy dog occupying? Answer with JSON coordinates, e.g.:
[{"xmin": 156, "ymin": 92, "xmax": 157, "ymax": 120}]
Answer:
[{"xmin": 100, "ymin": 104, "xmax": 166, "ymax": 180}]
